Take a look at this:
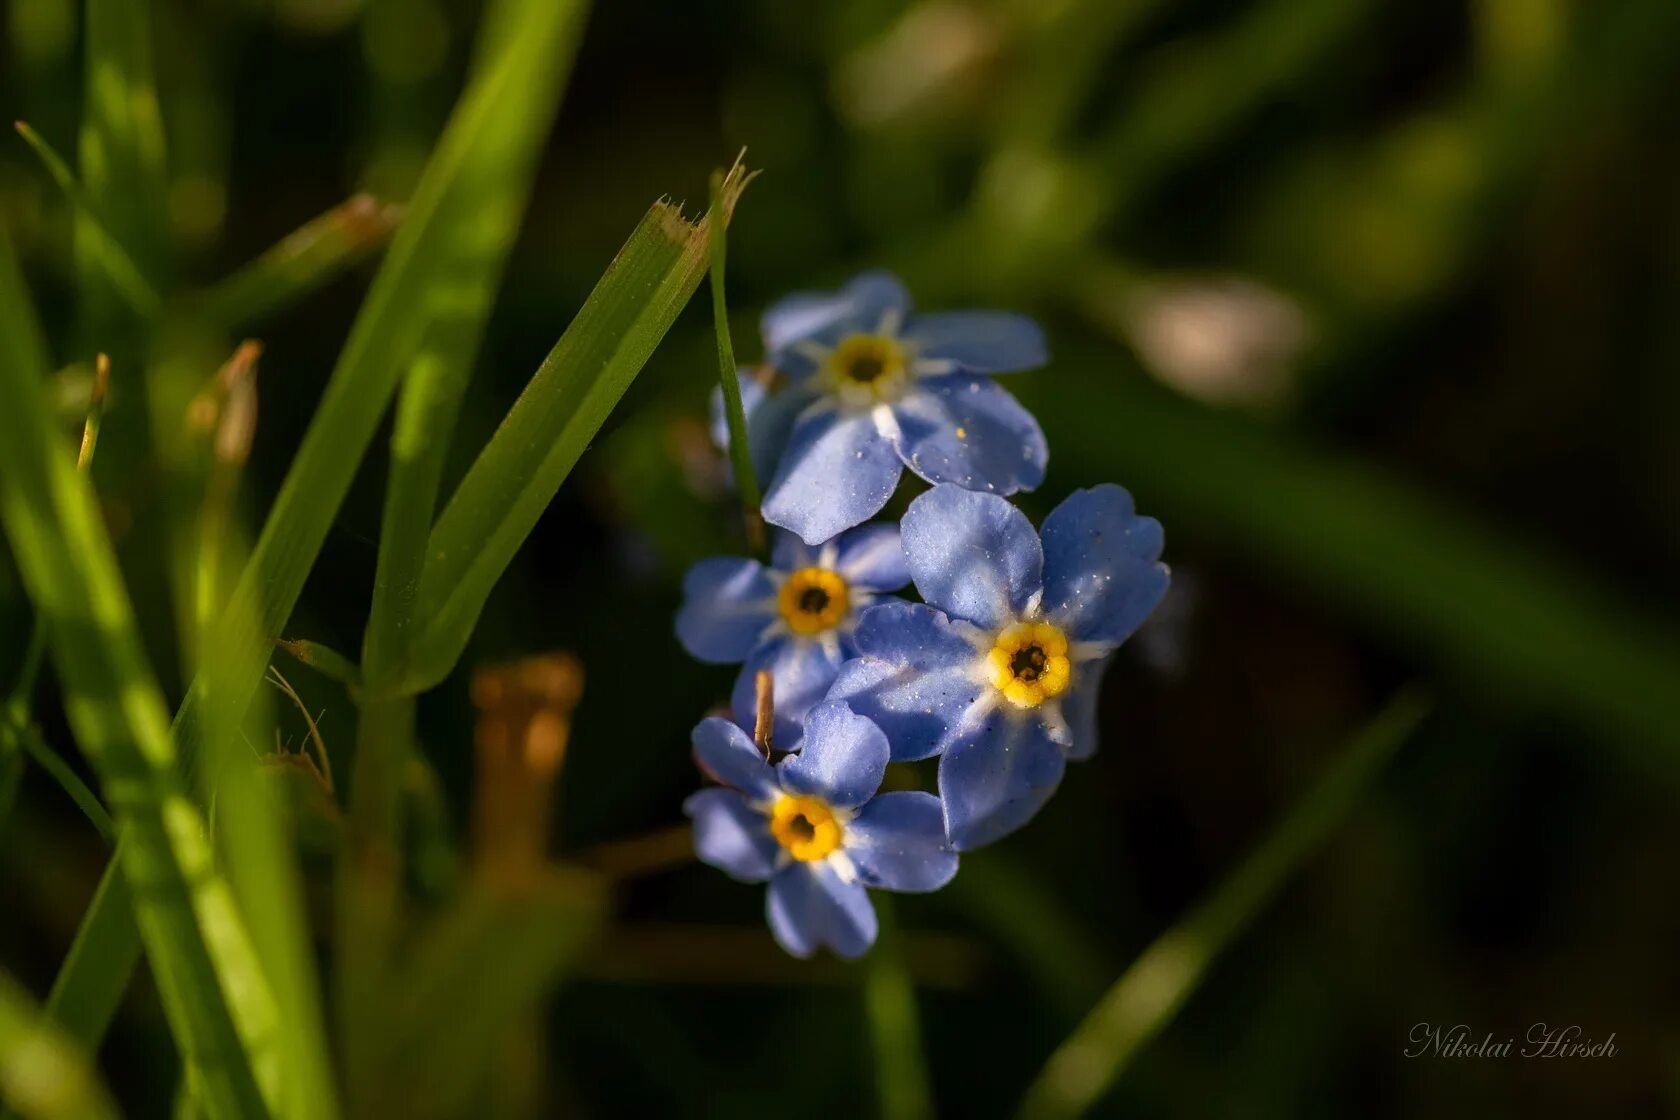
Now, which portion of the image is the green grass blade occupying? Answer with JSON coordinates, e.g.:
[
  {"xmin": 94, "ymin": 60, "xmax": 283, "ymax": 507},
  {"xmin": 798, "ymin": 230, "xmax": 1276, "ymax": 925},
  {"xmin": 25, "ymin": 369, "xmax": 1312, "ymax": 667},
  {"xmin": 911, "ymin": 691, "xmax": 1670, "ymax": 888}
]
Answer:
[
  {"xmin": 212, "ymin": 0, "xmax": 590, "ymax": 722},
  {"xmin": 341, "ymin": 0, "xmax": 589, "ymax": 1099},
  {"xmin": 273, "ymin": 639, "xmax": 362, "ymax": 691},
  {"xmin": 863, "ymin": 898, "xmax": 935, "ymax": 1120},
  {"xmin": 4, "ymin": 722, "xmax": 114, "ymax": 843},
  {"xmin": 199, "ymin": 540, "xmax": 340, "ymax": 1120},
  {"xmin": 78, "ymin": 0, "xmax": 168, "ymax": 277},
  {"xmin": 1014, "ymin": 690, "xmax": 1431, "ymax": 1119},
  {"xmin": 193, "ymin": 195, "xmax": 404, "ymax": 329},
  {"xmin": 30, "ymin": 0, "xmax": 592, "ymax": 1068},
  {"xmin": 0, "ymin": 230, "xmax": 277, "ymax": 1119},
  {"xmin": 404, "ymin": 165, "xmax": 751, "ymax": 690},
  {"xmin": 0, "ymin": 971, "xmax": 119, "ymax": 1120},
  {"xmin": 12, "ymin": 123, "xmax": 161, "ymax": 319},
  {"xmin": 706, "ymin": 163, "xmax": 764, "ymax": 551},
  {"xmin": 39, "ymin": 865, "xmax": 133, "ymax": 1052}
]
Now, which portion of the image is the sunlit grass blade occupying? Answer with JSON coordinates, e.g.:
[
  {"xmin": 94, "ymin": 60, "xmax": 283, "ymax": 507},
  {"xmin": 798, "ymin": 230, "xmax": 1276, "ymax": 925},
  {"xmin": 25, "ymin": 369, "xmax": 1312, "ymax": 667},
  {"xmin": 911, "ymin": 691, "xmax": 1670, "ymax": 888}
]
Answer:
[
  {"xmin": 341, "ymin": 0, "xmax": 590, "ymax": 1099},
  {"xmin": 193, "ymin": 195, "xmax": 404, "ymax": 328},
  {"xmin": 13, "ymin": 122, "xmax": 161, "ymax": 318},
  {"xmin": 3, "ymin": 355, "xmax": 112, "ymax": 840},
  {"xmin": 1014, "ymin": 689, "xmax": 1430, "ymax": 1119},
  {"xmin": 209, "ymin": 0, "xmax": 592, "ymax": 732},
  {"xmin": 34, "ymin": 0, "xmax": 596, "ymax": 1067},
  {"xmin": 200, "ymin": 561, "xmax": 340, "ymax": 1120},
  {"xmin": 403, "ymin": 164, "xmax": 751, "ymax": 690},
  {"xmin": 0, "ymin": 971, "xmax": 119, "ymax": 1120},
  {"xmin": 863, "ymin": 899, "xmax": 935, "ymax": 1120},
  {"xmin": 0, "ymin": 229, "xmax": 278, "ymax": 1118},
  {"xmin": 706, "ymin": 162, "xmax": 764, "ymax": 551}
]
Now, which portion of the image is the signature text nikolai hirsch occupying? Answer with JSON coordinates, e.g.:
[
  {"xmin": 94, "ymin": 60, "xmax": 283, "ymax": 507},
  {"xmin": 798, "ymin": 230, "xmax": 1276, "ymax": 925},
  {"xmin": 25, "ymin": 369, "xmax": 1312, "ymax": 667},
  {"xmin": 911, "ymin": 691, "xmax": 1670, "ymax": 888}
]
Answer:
[{"xmin": 1405, "ymin": 1023, "xmax": 1617, "ymax": 1059}]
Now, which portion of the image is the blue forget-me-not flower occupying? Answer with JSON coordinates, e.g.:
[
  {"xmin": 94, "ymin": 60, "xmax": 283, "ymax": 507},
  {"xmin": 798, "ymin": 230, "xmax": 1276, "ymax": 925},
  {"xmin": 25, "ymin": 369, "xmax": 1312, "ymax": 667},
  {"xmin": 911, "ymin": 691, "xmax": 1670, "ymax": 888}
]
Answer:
[
  {"xmin": 684, "ymin": 701, "xmax": 958, "ymax": 959},
  {"xmin": 675, "ymin": 523, "xmax": 911, "ymax": 745},
  {"xmin": 827, "ymin": 483, "xmax": 1169, "ymax": 850},
  {"xmin": 745, "ymin": 271, "xmax": 1050, "ymax": 546}
]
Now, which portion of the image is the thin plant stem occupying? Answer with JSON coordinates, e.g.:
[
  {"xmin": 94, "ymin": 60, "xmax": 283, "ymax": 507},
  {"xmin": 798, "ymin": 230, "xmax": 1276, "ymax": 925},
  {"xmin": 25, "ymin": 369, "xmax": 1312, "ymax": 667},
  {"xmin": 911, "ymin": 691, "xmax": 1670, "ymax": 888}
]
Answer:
[
  {"xmin": 864, "ymin": 898, "xmax": 936, "ymax": 1120},
  {"xmin": 707, "ymin": 162, "xmax": 764, "ymax": 552}
]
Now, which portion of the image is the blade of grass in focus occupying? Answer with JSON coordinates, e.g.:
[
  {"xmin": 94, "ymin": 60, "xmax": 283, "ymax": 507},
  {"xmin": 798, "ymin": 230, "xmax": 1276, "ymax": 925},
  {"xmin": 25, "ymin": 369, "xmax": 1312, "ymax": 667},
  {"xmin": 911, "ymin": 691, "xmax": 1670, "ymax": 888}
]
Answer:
[
  {"xmin": 199, "ymin": 535, "xmax": 340, "ymax": 1120},
  {"xmin": 37, "ymin": 0, "xmax": 595, "ymax": 1062},
  {"xmin": 0, "ymin": 229, "xmax": 278, "ymax": 1119},
  {"xmin": 194, "ymin": 195, "xmax": 404, "ymax": 329},
  {"xmin": 1015, "ymin": 690, "xmax": 1431, "ymax": 1119},
  {"xmin": 403, "ymin": 162, "xmax": 751, "ymax": 690},
  {"xmin": 706, "ymin": 163, "xmax": 764, "ymax": 551},
  {"xmin": 863, "ymin": 899, "xmax": 935, "ymax": 1120},
  {"xmin": 0, "ymin": 971, "xmax": 119, "ymax": 1120},
  {"xmin": 342, "ymin": 1, "xmax": 590, "ymax": 1102}
]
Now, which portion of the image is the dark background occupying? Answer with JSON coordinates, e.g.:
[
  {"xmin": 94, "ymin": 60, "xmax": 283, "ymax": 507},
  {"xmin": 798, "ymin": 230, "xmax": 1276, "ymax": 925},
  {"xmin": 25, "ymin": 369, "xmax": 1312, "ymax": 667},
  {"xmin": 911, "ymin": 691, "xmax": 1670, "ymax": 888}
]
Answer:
[{"xmin": 3, "ymin": 0, "xmax": 1679, "ymax": 1116}]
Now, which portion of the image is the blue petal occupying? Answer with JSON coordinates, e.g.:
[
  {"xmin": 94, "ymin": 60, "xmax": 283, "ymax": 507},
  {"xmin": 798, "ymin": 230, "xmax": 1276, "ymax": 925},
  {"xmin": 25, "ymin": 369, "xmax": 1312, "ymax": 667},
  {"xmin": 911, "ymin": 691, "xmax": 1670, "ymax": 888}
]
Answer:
[
  {"xmin": 778, "ymin": 699, "xmax": 889, "ymax": 809},
  {"xmin": 903, "ymin": 311, "xmax": 1047, "ymax": 374},
  {"xmin": 939, "ymin": 709, "xmax": 1066, "ymax": 849},
  {"xmin": 770, "ymin": 529, "xmax": 818, "ymax": 574},
  {"xmin": 1040, "ymin": 484, "xmax": 1169, "ymax": 646},
  {"xmin": 762, "ymin": 409, "xmax": 904, "ymax": 546},
  {"xmin": 846, "ymin": 791, "xmax": 958, "ymax": 892},
  {"xmin": 900, "ymin": 484, "xmax": 1044, "ymax": 629},
  {"xmin": 835, "ymin": 603, "xmax": 986, "ymax": 762},
  {"xmin": 674, "ymin": 557, "xmax": 776, "ymax": 663},
  {"xmin": 832, "ymin": 522, "xmax": 911, "ymax": 591},
  {"xmin": 729, "ymin": 636, "xmax": 845, "ymax": 750},
  {"xmin": 891, "ymin": 375, "xmax": 1047, "ymax": 495},
  {"xmin": 765, "ymin": 862, "xmax": 878, "ymax": 960},
  {"xmin": 762, "ymin": 271, "xmax": 913, "ymax": 378},
  {"xmin": 684, "ymin": 788, "xmax": 777, "ymax": 882},
  {"xmin": 853, "ymin": 601, "xmax": 980, "ymax": 670},
  {"xmin": 1062, "ymin": 654, "xmax": 1109, "ymax": 763},
  {"xmin": 691, "ymin": 716, "xmax": 777, "ymax": 801}
]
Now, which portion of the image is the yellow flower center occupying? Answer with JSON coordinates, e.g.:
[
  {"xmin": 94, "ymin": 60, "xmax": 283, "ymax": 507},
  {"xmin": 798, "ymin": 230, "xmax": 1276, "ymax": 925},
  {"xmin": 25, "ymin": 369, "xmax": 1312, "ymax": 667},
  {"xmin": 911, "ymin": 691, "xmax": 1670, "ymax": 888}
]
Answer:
[
  {"xmin": 768, "ymin": 794, "xmax": 844, "ymax": 861},
  {"xmin": 985, "ymin": 621, "xmax": 1072, "ymax": 708},
  {"xmin": 777, "ymin": 567, "xmax": 850, "ymax": 635},
  {"xmin": 824, "ymin": 334, "xmax": 909, "ymax": 404}
]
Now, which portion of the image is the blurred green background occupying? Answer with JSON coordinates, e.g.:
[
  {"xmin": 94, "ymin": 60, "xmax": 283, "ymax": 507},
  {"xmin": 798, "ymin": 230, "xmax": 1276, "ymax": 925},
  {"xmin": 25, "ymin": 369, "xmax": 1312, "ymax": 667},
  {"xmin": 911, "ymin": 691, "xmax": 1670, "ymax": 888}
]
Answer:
[{"xmin": 3, "ymin": 0, "xmax": 1679, "ymax": 1116}]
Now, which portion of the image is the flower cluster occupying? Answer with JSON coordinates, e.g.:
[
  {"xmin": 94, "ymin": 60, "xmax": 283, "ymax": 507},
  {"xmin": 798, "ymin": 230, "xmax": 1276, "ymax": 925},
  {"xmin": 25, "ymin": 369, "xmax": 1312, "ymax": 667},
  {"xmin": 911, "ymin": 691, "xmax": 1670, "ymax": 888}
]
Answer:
[{"xmin": 678, "ymin": 273, "xmax": 1169, "ymax": 958}]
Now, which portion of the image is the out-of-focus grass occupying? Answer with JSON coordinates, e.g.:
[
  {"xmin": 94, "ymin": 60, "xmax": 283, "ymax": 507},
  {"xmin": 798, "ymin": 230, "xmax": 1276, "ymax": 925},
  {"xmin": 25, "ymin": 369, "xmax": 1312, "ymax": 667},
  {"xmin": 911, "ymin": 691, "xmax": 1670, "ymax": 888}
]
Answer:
[
  {"xmin": 1017, "ymin": 690, "xmax": 1430, "ymax": 1118},
  {"xmin": 0, "ymin": 971, "xmax": 116, "ymax": 1120},
  {"xmin": 0, "ymin": 228, "xmax": 277, "ymax": 1117}
]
